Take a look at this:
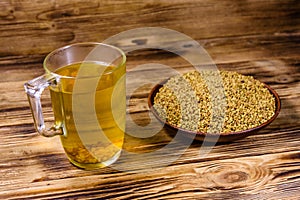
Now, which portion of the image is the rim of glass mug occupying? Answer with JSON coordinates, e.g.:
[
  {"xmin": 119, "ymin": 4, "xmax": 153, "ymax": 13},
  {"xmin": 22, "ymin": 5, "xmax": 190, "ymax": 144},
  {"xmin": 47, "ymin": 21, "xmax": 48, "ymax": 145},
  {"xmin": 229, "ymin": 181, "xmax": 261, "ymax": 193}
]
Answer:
[{"xmin": 43, "ymin": 42, "xmax": 127, "ymax": 79}]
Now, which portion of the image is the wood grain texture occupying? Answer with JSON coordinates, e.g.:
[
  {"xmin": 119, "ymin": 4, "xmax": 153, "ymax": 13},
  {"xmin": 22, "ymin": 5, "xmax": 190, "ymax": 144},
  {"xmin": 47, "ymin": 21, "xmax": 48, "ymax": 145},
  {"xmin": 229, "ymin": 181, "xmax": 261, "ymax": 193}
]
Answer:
[{"xmin": 0, "ymin": 0, "xmax": 299, "ymax": 199}]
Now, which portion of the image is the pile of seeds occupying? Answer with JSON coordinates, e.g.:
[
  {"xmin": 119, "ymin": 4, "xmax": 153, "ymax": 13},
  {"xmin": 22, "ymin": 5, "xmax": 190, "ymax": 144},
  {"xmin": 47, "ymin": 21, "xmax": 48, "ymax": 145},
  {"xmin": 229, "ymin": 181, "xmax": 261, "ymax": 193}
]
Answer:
[{"xmin": 153, "ymin": 70, "xmax": 276, "ymax": 134}]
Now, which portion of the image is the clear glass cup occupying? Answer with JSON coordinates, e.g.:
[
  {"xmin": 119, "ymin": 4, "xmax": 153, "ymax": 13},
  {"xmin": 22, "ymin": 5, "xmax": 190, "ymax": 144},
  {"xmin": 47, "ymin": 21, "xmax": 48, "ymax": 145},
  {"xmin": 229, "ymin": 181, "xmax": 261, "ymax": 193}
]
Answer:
[{"xmin": 24, "ymin": 42, "xmax": 126, "ymax": 169}]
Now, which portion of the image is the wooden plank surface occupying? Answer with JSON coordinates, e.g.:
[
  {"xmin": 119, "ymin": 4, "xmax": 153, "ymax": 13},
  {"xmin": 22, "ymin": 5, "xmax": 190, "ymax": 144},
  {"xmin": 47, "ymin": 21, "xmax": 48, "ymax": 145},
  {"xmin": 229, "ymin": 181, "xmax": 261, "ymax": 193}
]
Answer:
[{"xmin": 0, "ymin": 0, "xmax": 300, "ymax": 199}]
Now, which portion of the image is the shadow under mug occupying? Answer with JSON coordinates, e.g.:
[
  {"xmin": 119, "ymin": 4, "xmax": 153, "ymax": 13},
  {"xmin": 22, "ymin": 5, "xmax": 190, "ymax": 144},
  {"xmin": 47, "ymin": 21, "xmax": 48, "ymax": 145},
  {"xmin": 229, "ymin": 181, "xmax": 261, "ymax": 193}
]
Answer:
[{"xmin": 24, "ymin": 43, "xmax": 126, "ymax": 170}]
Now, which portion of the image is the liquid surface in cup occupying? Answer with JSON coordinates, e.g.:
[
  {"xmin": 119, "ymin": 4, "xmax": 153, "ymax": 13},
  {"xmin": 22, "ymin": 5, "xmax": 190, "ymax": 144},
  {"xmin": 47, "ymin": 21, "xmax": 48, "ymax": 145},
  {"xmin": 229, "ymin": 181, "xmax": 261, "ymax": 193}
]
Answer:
[{"xmin": 50, "ymin": 62, "xmax": 125, "ymax": 169}]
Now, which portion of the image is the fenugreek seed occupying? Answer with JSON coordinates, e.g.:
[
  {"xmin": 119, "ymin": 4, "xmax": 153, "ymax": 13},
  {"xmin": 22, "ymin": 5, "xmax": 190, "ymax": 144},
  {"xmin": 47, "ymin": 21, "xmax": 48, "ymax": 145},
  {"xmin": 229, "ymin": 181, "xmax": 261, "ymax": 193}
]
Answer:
[{"xmin": 154, "ymin": 70, "xmax": 276, "ymax": 134}]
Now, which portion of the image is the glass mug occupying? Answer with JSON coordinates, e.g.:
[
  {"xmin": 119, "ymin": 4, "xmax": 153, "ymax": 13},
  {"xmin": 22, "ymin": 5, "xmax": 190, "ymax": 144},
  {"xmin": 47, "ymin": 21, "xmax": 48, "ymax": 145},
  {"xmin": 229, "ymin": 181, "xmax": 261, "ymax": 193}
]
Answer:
[{"xmin": 24, "ymin": 43, "xmax": 126, "ymax": 169}]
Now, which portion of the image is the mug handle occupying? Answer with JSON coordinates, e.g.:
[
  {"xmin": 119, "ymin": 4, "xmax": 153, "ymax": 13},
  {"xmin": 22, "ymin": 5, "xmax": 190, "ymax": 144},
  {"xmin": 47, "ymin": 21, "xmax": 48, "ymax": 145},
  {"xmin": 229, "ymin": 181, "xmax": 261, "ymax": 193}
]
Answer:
[{"xmin": 24, "ymin": 74, "xmax": 63, "ymax": 137}]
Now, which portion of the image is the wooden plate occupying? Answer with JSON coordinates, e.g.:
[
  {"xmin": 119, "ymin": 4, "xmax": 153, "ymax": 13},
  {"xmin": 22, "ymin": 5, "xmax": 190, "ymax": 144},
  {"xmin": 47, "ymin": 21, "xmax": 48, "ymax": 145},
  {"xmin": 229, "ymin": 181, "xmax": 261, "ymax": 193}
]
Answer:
[{"xmin": 148, "ymin": 78, "xmax": 281, "ymax": 143}]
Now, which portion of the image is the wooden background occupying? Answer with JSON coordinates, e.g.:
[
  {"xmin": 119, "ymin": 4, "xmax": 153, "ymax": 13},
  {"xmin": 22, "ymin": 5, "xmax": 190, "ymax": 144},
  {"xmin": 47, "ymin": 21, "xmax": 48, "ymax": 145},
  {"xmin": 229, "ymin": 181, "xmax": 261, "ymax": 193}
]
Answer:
[{"xmin": 0, "ymin": 0, "xmax": 299, "ymax": 199}]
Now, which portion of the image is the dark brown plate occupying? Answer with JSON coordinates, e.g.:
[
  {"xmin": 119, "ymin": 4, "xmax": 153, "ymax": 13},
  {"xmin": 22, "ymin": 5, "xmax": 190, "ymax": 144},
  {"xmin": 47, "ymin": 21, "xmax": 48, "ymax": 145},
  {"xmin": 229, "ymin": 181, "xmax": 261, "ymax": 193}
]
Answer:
[{"xmin": 148, "ymin": 78, "xmax": 281, "ymax": 143}]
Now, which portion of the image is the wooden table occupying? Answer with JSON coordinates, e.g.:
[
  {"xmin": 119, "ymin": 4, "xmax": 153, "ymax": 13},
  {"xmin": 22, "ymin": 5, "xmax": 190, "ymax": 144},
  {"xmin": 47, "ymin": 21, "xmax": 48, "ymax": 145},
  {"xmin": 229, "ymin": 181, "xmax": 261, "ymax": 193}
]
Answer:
[{"xmin": 1, "ymin": 0, "xmax": 299, "ymax": 199}]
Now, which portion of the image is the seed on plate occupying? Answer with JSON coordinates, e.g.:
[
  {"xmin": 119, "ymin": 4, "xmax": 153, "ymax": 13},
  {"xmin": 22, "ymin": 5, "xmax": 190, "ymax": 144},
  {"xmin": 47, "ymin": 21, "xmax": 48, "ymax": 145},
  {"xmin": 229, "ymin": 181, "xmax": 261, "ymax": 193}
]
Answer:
[{"xmin": 153, "ymin": 70, "xmax": 276, "ymax": 134}]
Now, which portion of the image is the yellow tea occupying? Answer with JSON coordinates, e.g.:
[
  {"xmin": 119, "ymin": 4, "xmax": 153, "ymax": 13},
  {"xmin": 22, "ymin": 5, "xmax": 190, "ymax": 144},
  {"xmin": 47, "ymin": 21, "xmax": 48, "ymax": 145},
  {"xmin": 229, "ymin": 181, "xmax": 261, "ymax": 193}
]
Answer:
[{"xmin": 50, "ymin": 62, "xmax": 125, "ymax": 169}]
